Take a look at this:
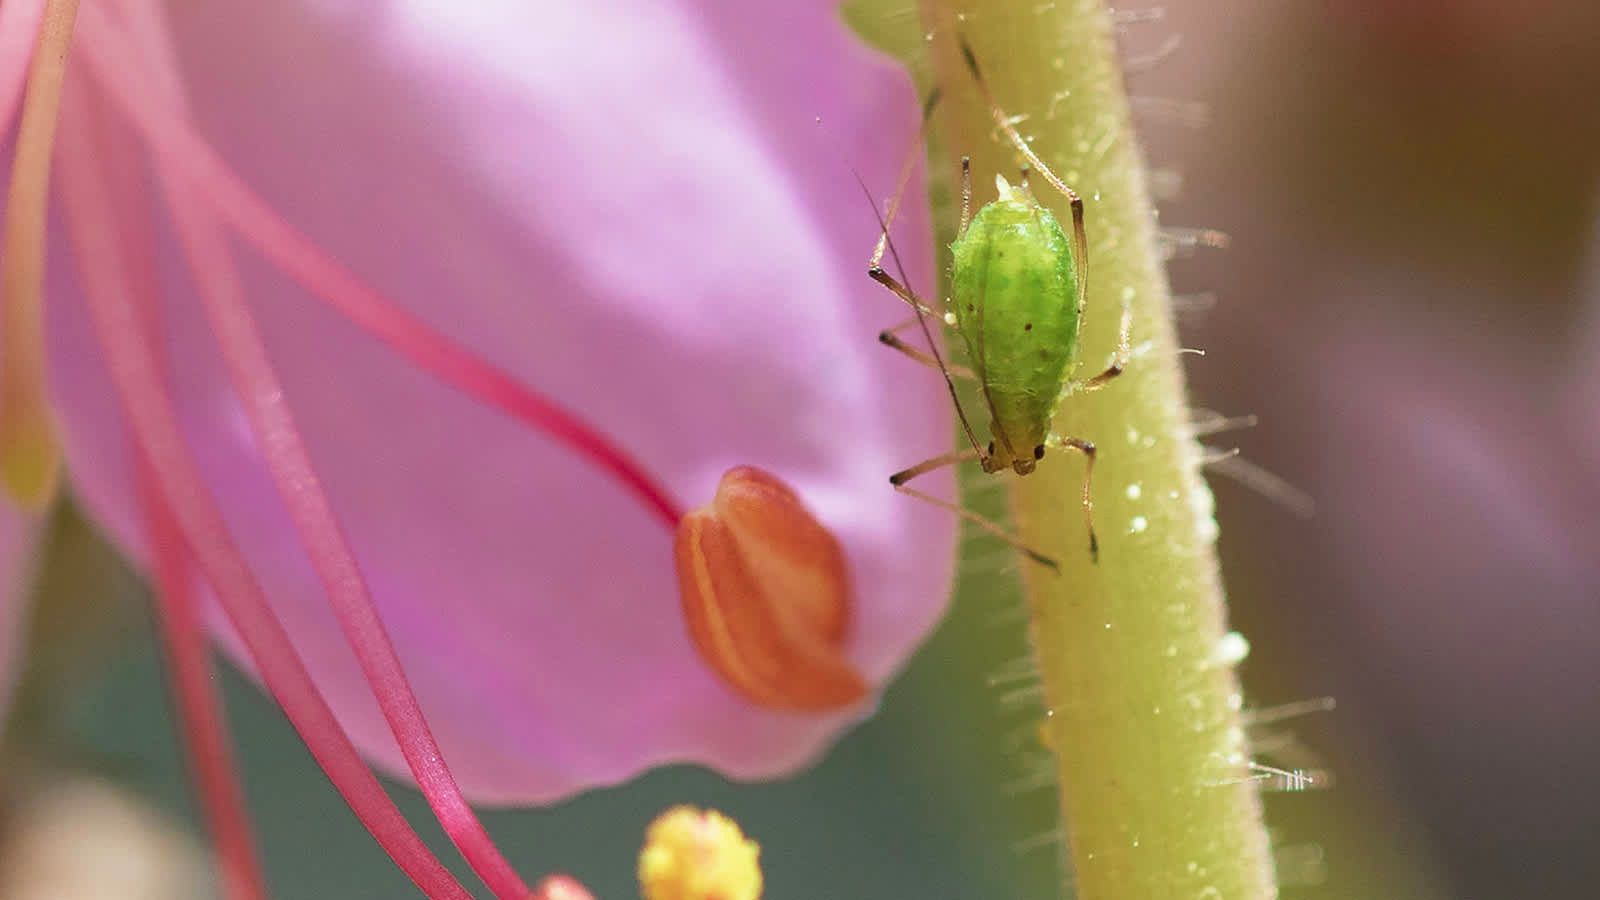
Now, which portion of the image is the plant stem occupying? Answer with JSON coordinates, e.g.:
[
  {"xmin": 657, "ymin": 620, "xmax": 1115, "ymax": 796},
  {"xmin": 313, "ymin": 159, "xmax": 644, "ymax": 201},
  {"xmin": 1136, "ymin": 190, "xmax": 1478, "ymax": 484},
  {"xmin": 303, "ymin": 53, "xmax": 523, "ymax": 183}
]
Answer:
[{"xmin": 919, "ymin": 2, "xmax": 1276, "ymax": 897}]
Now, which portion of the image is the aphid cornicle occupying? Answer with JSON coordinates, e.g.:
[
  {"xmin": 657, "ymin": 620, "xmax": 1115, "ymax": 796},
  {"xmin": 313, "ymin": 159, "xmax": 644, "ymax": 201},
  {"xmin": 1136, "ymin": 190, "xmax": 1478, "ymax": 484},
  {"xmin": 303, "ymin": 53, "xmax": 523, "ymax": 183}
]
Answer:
[{"xmin": 867, "ymin": 38, "xmax": 1132, "ymax": 567}]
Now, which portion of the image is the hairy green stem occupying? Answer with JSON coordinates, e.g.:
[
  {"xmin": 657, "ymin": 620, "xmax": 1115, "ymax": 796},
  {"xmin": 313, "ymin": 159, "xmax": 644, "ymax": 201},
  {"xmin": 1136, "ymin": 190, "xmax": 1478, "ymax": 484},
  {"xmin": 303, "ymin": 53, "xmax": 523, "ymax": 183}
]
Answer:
[{"xmin": 919, "ymin": 2, "xmax": 1276, "ymax": 897}]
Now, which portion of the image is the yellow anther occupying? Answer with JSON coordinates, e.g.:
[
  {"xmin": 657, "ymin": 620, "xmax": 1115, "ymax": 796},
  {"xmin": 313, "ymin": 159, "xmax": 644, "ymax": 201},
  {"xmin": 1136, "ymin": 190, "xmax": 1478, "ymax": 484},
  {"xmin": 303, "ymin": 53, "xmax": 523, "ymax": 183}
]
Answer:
[{"xmin": 638, "ymin": 806, "xmax": 762, "ymax": 900}]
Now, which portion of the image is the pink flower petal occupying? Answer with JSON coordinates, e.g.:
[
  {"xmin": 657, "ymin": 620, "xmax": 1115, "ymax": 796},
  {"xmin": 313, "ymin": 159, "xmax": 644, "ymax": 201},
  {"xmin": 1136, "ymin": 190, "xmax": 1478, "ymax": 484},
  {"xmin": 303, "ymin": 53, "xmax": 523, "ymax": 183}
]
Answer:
[{"xmin": 47, "ymin": 0, "xmax": 955, "ymax": 803}]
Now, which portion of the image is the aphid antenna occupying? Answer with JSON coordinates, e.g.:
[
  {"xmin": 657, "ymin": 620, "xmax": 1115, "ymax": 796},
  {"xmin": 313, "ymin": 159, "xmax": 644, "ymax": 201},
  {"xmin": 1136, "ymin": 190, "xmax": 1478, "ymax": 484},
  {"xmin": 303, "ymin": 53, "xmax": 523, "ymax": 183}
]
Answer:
[
  {"xmin": 987, "ymin": 111, "xmax": 1032, "ymax": 145},
  {"xmin": 870, "ymin": 87, "xmax": 944, "ymax": 268},
  {"xmin": 848, "ymin": 91, "xmax": 991, "ymax": 463}
]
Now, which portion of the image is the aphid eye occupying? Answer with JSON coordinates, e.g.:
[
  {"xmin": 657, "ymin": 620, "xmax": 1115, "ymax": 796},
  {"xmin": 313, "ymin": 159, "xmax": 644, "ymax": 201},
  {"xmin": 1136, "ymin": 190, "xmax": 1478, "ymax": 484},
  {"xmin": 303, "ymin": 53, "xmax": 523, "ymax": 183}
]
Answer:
[
  {"xmin": 987, "ymin": 441, "xmax": 996, "ymax": 455},
  {"xmin": 1033, "ymin": 444, "xmax": 1046, "ymax": 460},
  {"xmin": 1024, "ymin": 322, "xmax": 1033, "ymax": 331}
]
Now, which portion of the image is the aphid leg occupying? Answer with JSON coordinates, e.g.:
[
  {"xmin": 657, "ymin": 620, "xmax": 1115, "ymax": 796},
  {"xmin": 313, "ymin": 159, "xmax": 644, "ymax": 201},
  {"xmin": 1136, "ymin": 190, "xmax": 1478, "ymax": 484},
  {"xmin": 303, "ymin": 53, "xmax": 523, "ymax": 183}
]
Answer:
[
  {"xmin": 869, "ymin": 280, "xmax": 941, "ymax": 321},
  {"xmin": 878, "ymin": 316, "xmax": 976, "ymax": 379},
  {"xmin": 895, "ymin": 484, "xmax": 1059, "ymax": 571},
  {"xmin": 869, "ymin": 87, "xmax": 943, "ymax": 274},
  {"xmin": 957, "ymin": 35, "xmax": 1086, "ymax": 218},
  {"xmin": 1044, "ymin": 433, "xmax": 1100, "ymax": 562},
  {"xmin": 890, "ymin": 449, "xmax": 1058, "ymax": 571},
  {"xmin": 889, "ymin": 447, "xmax": 982, "ymax": 487},
  {"xmin": 1068, "ymin": 297, "xmax": 1132, "ymax": 393},
  {"xmin": 865, "ymin": 256, "xmax": 986, "ymax": 458},
  {"xmin": 855, "ymin": 89, "xmax": 987, "ymax": 460}
]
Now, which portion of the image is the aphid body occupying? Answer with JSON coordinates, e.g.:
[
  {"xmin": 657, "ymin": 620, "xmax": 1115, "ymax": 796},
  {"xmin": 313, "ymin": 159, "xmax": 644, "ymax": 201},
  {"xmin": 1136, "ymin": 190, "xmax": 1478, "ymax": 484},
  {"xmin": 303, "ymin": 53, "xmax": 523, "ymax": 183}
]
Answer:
[
  {"xmin": 864, "ymin": 38, "xmax": 1130, "ymax": 565},
  {"xmin": 949, "ymin": 174, "xmax": 1081, "ymax": 476}
]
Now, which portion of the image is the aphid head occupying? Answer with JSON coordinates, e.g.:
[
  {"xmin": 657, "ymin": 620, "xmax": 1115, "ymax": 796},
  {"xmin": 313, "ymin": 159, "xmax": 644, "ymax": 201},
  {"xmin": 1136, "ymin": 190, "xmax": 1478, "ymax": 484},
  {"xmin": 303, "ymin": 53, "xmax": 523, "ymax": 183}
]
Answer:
[
  {"xmin": 994, "ymin": 440, "xmax": 1044, "ymax": 476},
  {"xmin": 1004, "ymin": 448, "xmax": 1043, "ymax": 477},
  {"xmin": 1010, "ymin": 443, "xmax": 1045, "ymax": 475}
]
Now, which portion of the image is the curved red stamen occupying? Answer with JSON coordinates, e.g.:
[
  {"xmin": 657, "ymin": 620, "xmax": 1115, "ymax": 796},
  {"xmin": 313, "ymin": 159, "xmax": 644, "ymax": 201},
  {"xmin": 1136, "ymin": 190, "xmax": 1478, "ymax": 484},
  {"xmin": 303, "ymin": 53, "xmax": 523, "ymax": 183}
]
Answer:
[
  {"xmin": 56, "ymin": 70, "xmax": 474, "ymax": 900},
  {"xmin": 97, "ymin": 4, "xmax": 548, "ymax": 898},
  {"xmin": 159, "ymin": 118, "xmax": 537, "ymax": 900},
  {"xmin": 100, "ymin": 65, "xmax": 269, "ymax": 898},
  {"xmin": 74, "ymin": 5, "xmax": 684, "ymax": 529},
  {"xmin": 140, "ymin": 463, "xmax": 270, "ymax": 900}
]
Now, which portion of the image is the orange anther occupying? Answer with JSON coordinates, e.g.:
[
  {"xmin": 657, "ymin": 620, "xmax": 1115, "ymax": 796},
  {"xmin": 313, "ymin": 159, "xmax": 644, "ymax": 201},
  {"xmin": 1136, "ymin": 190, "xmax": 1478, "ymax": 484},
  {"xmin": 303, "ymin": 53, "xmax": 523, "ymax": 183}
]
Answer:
[{"xmin": 674, "ymin": 466, "xmax": 867, "ymax": 711}]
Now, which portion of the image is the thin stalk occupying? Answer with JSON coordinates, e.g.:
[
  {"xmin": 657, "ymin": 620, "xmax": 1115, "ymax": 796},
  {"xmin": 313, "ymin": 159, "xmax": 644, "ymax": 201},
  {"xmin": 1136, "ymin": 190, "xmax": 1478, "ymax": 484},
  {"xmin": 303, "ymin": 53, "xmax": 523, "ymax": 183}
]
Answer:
[{"xmin": 921, "ymin": 2, "xmax": 1276, "ymax": 898}]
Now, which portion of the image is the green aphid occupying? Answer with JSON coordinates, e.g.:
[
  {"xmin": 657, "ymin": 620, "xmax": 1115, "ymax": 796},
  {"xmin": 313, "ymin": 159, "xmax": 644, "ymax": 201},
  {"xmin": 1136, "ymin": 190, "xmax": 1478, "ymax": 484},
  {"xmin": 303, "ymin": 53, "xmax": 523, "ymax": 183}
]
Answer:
[{"xmin": 867, "ymin": 40, "xmax": 1131, "ymax": 568}]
